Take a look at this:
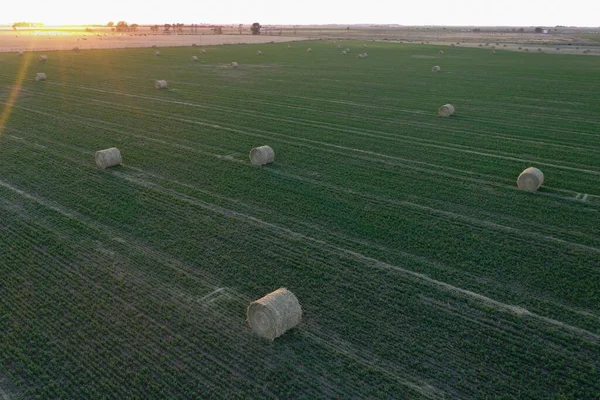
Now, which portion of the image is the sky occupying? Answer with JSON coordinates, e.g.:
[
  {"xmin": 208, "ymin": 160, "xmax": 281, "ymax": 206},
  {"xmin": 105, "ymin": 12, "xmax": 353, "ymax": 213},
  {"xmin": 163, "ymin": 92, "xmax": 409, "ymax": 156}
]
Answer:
[{"xmin": 3, "ymin": 0, "xmax": 600, "ymax": 27}]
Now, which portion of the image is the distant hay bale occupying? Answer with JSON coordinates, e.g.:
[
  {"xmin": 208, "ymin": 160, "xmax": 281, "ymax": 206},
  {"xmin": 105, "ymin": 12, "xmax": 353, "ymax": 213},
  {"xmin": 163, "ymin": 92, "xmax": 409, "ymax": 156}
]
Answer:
[
  {"xmin": 154, "ymin": 51, "xmax": 161, "ymax": 56},
  {"xmin": 490, "ymin": 50, "xmax": 496, "ymax": 54},
  {"xmin": 306, "ymin": 48, "xmax": 312, "ymax": 53},
  {"xmin": 287, "ymin": 45, "xmax": 291, "ymax": 49},
  {"xmin": 362, "ymin": 44, "xmax": 367, "ymax": 48},
  {"xmin": 357, "ymin": 54, "xmax": 364, "ymax": 59},
  {"xmin": 345, "ymin": 48, "xmax": 350, "ymax": 53},
  {"xmin": 517, "ymin": 167, "xmax": 544, "ymax": 192},
  {"xmin": 154, "ymin": 80, "xmax": 168, "ymax": 89},
  {"xmin": 438, "ymin": 50, "xmax": 444, "ymax": 55},
  {"xmin": 17, "ymin": 51, "xmax": 24, "ymax": 56},
  {"xmin": 246, "ymin": 288, "xmax": 301, "ymax": 341},
  {"xmin": 191, "ymin": 56, "xmax": 198, "ymax": 61},
  {"xmin": 201, "ymin": 49, "xmax": 206, "ymax": 53},
  {"xmin": 249, "ymin": 145, "xmax": 274, "ymax": 166},
  {"xmin": 437, "ymin": 104, "xmax": 455, "ymax": 117},
  {"xmin": 256, "ymin": 50, "xmax": 262, "ymax": 55},
  {"xmin": 342, "ymin": 50, "xmax": 347, "ymax": 55},
  {"xmin": 231, "ymin": 61, "xmax": 239, "ymax": 68},
  {"xmin": 95, "ymin": 147, "xmax": 122, "ymax": 169},
  {"xmin": 35, "ymin": 73, "xmax": 46, "ymax": 81},
  {"xmin": 363, "ymin": 52, "xmax": 367, "ymax": 57},
  {"xmin": 431, "ymin": 65, "xmax": 441, "ymax": 72},
  {"xmin": 39, "ymin": 55, "xmax": 48, "ymax": 62},
  {"xmin": 337, "ymin": 45, "xmax": 341, "ymax": 48}
]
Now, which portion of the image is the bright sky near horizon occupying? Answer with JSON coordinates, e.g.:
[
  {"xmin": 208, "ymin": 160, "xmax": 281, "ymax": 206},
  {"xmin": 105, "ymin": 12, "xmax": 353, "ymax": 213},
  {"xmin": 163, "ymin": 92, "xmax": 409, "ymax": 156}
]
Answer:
[{"xmin": 3, "ymin": 0, "xmax": 599, "ymax": 27}]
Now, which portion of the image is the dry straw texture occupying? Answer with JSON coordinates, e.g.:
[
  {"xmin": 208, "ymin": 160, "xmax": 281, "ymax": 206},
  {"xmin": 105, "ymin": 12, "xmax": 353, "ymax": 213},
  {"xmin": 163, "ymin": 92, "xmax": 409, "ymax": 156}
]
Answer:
[
  {"xmin": 247, "ymin": 288, "xmax": 302, "ymax": 341},
  {"xmin": 517, "ymin": 167, "xmax": 544, "ymax": 192},
  {"xmin": 155, "ymin": 80, "xmax": 168, "ymax": 89},
  {"xmin": 35, "ymin": 73, "xmax": 46, "ymax": 81},
  {"xmin": 191, "ymin": 56, "xmax": 198, "ymax": 61},
  {"xmin": 437, "ymin": 104, "xmax": 455, "ymax": 117},
  {"xmin": 39, "ymin": 55, "xmax": 48, "ymax": 62},
  {"xmin": 231, "ymin": 61, "xmax": 238, "ymax": 68},
  {"xmin": 432, "ymin": 65, "xmax": 441, "ymax": 72},
  {"xmin": 95, "ymin": 147, "xmax": 122, "ymax": 169},
  {"xmin": 249, "ymin": 145, "xmax": 275, "ymax": 166}
]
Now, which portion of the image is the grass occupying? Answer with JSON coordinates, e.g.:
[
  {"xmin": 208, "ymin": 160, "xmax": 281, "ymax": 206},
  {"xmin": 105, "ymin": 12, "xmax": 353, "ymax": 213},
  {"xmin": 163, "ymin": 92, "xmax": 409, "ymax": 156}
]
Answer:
[{"xmin": 0, "ymin": 41, "xmax": 599, "ymax": 399}]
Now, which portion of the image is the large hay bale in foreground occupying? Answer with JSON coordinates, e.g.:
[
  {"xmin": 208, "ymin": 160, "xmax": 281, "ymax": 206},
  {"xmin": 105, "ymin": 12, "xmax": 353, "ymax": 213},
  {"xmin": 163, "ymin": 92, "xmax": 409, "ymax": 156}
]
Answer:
[
  {"xmin": 432, "ymin": 65, "xmax": 441, "ymax": 72},
  {"xmin": 95, "ymin": 147, "xmax": 122, "ymax": 169},
  {"xmin": 39, "ymin": 55, "xmax": 48, "ymax": 62},
  {"xmin": 155, "ymin": 80, "xmax": 168, "ymax": 89},
  {"xmin": 247, "ymin": 288, "xmax": 302, "ymax": 341},
  {"xmin": 35, "ymin": 73, "xmax": 47, "ymax": 81},
  {"xmin": 517, "ymin": 167, "xmax": 544, "ymax": 192},
  {"xmin": 231, "ymin": 61, "xmax": 239, "ymax": 68},
  {"xmin": 191, "ymin": 56, "xmax": 198, "ymax": 61},
  {"xmin": 437, "ymin": 104, "xmax": 455, "ymax": 117},
  {"xmin": 249, "ymin": 145, "xmax": 275, "ymax": 166}
]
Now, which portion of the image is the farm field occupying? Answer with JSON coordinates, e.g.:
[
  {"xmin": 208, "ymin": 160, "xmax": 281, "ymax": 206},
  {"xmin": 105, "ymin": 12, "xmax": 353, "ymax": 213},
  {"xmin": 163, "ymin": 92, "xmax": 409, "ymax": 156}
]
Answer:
[{"xmin": 1, "ymin": 40, "xmax": 599, "ymax": 398}]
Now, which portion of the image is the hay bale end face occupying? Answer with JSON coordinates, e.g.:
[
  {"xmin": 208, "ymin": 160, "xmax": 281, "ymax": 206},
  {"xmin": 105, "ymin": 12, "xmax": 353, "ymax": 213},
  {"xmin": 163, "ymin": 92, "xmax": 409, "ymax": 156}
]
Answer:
[
  {"xmin": 191, "ymin": 56, "xmax": 198, "ymax": 61},
  {"xmin": 250, "ymin": 145, "xmax": 275, "ymax": 166},
  {"xmin": 231, "ymin": 61, "xmax": 239, "ymax": 68},
  {"xmin": 155, "ymin": 80, "xmax": 168, "ymax": 89},
  {"xmin": 95, "ymin": 147, "xmax": 122, "ymax": 169},
  {"xmin": 247, "ymin": 288, "xmax": 302, "ymax": 341},
  {"xmin": 432, "ymin": 65, "xmax": 441, "ymax": 72},
  {"xmin": 437, "ymin": 104, "xmax": 455, "ymax": 117},
  {"xmin": 517, "ymin": 167, "xmax": 544, "ymax": 192},
  {"xmin": 35, "ymin": 73, "xmax": 47, "ymax": 81}
]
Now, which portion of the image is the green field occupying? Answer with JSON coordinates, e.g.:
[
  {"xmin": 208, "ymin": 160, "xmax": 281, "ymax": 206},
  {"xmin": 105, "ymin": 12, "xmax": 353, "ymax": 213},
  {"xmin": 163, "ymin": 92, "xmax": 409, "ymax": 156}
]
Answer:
[{"xmin": 1, "ymin": 40, "xmax": 599, "ymax": 399}]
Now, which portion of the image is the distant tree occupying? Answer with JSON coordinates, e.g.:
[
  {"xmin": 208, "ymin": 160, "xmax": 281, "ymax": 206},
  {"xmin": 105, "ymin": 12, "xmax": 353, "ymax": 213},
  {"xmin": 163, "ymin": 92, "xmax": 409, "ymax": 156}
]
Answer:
[
  {"xmin": 534, "ymin": 27, "xmax": 543, "ymax": 33},
  {"xmin": 107, "ymin": 21, "xmax": 114, "ymax": 27},
  {"xmin": 116, "ymin": 21, "xmax": 128, "ymax": 32},
  {"xmin": 130, "ymin": 24, "xmax": 139, "ymax": 32},
  {"xmin": 518, "ymin": 27, "xmax": 525, "ymax": 33},
  {"xmin": 251, "ymin": 22, "xmax": 261, "ymax": 35},
  {"xmin": 164, "ymin": 24, "xmax": 172, "ymax": 32},
  {"xmin": 11, "ymin": 23, "xmax": 16, "ymax": 31}
]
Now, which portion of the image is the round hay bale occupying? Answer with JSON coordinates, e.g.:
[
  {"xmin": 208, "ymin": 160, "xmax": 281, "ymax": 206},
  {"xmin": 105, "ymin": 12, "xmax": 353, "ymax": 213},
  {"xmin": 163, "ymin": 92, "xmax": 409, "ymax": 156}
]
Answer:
[
  {"xmin": 491, "ymin": 50, "xmax": 496, "ymax": 54},
  {"xmin": 438, "ymin": 50, "xmax": 444, "ymax": 55},
  {"xmin": 287, "ymin": 45, "xmax": 291, "ymax": 49},
  {"xmin": 249, "ymin": 145, "xmax": 274, "ymax": 166},
  {"xmin": 363, "ymin": 44, "xmax": 367, "ymax": 48},
  {"xmin": 342, "ymin": 50, "xmax": 347, "ymax": 55},
  {"xmin": 95, "ymin": 147, "xmax": 122, "ymax": 169},
  {"xmin": 431, "ymin": 65, "xmax": 441, "ymax": 72},
  {"xmin": 154, "ymin": 51, "xmax": 161, "ymax": 56},
  {"xmin": 39, "ymin": 55, "xmax": 48, "ymax": 62},
  {"xmin": 231, "ymin": 61, "xmax": 239, "ymax": 68},
  {"xmin": 155, "ymin": 80, "xmax": 168, "ymax": 89},
  {"xmin": 191, "ymin": 56, "xmax": 198, "ymax": 61},
  {"xmin": 437, "ymin": 104, "xmax": 455, "ymax": 117},
  {"xmin": 362, "ymin": 52, "xmax": 368, "ymax": 58},
  {"xmin": 517, "ymin": 167, "xmax": 544, "ymax": 192},
  {"xmin": 337, "ymin": 45, "xmax": 341, "ymax": 49},
  {"xmin": 356, "ymin": 54, "xmax": 364, "ymax": 59},
  {"xmin": 345, "ymin": 48, "xmax": 350, "ymax": 53},
  {"xmin": 17, "ymin": 51, "xmax": 24, "ymax": 56},
  {"xmin": 247, "ymin": 288, "xmax": 301, "ymax": 341},
  {"xmin": 201, "ymin": 49, "xmax": 206, "ymax": 53},
  {"xmin": 306, "ymin": 48, "xmax": 312, "ymax": 53},
  {"xmin": 35, "ymin": 73, "xmax": 47, "ymax": 81},
  {"xmin": 256, "ymin": 50, "xmax": 262, "ymax": 55}
]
